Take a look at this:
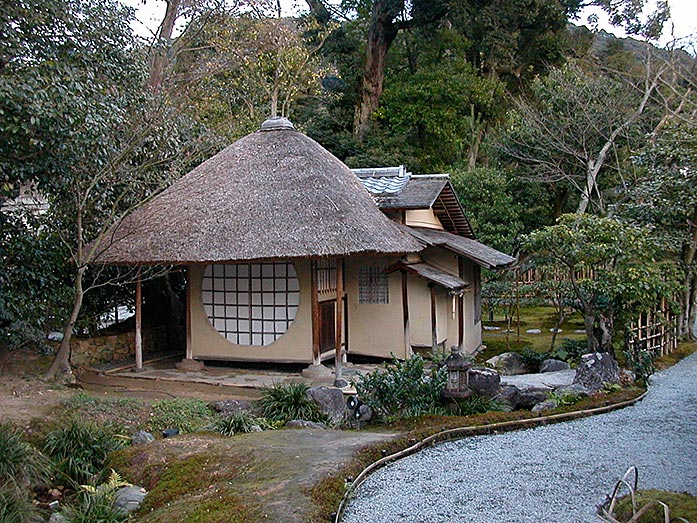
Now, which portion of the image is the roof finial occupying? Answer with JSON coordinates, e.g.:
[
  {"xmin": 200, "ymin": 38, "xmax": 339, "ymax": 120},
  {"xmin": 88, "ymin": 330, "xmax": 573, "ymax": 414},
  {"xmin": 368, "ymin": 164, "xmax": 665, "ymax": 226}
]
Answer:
[{"xmin": 261, "ymin": 116, "xmax": 295, "ymax": 131}]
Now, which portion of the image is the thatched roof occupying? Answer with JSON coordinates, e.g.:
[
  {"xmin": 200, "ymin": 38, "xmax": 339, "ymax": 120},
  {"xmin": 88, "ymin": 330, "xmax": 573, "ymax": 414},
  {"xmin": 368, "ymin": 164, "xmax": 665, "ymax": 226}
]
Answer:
[{"xmin": 96, "ymin": 118, "xmax": 421, "ymax": 264}]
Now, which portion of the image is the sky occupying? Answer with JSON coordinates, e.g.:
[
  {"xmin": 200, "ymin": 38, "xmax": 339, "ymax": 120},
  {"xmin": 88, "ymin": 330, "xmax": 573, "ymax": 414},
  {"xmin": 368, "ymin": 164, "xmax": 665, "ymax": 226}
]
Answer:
[{"xmin": 123, "ymin": 0, "xmax": 696, "ymax": 48}]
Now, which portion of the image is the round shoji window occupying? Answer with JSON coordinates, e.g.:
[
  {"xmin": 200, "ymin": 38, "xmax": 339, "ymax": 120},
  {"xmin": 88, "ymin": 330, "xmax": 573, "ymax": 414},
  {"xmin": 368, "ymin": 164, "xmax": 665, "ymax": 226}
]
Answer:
[{"xmin": 201, "ymin": 262, "xmax": 300, "ymax": 346}]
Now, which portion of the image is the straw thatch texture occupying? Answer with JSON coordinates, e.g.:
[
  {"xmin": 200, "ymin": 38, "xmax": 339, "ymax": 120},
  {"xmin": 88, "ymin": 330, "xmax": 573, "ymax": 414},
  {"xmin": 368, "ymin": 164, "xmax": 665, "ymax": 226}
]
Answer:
[{"xmin": 96, "ymin": 125, "xmax": 422, "ymax": 264}]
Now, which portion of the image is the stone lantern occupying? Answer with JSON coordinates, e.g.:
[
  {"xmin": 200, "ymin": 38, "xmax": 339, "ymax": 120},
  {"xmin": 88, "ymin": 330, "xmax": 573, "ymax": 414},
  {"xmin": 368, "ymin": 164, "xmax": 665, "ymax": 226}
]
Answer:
[{"xmin": 442, "ymin": 346, "xmax": 473, "ymax": 398}]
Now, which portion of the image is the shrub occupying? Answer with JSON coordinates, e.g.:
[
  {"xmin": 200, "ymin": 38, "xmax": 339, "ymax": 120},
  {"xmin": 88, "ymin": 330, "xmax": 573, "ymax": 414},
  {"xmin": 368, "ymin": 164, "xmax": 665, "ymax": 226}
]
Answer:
[
  {"xmin": 60, "ymin": 470, "xmax": 132, "ymax": 523},
  {"xmin": 0, "ymin": 484, "xmax": 44, "ymax": 523},
  {"xmin": 548, "ymin": 390, "xmax": 581, "ymax": 407},
  {"xmin": 454, "ymin": 395, "xmax": 506, "ymax": 416},
  {"xmin": 612, "ymin": 489, "xmax": 697, "ymax": 523},
  {"xmin": 353, "ymin": 354, "xmax": 448, "ymax": 421},
  {"xmin": 43, "ymin": 419, "xmax": 128, "ymax": 485},
  {"xmin": 554, "ymin": 338, "xmax": 589, "ymax": 363},
  {"xmin": 518, "ymin": 347, "xmax": 547, "ymax": 372},
  {"xmin": 149, "ymin": 398, "xmax": 215, "ymax": 434},
  {"xmin": 210, "ymin": 412, "xmax": 274, "ymax": 437},
  {"xmin": 0, "ymin": 423, "xmax": 51, "ymax": 488},
  {"xmin": 259, "ymin": 382, "xmax": 330, "ymax": 424}
]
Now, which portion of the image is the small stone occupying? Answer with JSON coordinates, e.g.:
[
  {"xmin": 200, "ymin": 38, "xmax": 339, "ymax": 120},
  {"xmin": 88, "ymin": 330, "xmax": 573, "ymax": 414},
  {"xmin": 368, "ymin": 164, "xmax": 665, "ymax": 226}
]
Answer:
[
  {"xmin": 162, "ymin": 428, "xmax": 179, "ymax": 438},
  {"xmin": 540, "ymin": 359, "xmax": 571, "ymax": 373},
  {"xmin": 286, "ymin": 420, "xmax": 327, "ymax": 429},
  {"xmin": 306, "ymin": 386, "xmax": 346, "ymax": 423},
  {"xmin": 532, "ymin": 400, "xmax": 557, "ymax": 413},
  {"xmin": 48, "ymin": 488, "xmax": 62, "ymax": 500},
  {"xmin": 573, "ymin": 352, "xmax": 619, "ymax": 392},
  {"xmin": 211, "ymin": 399, "xmax": 255, "ymax": 416},
  {"xmin": 131, "ymin": 430, "xmax": 155, "ymax": 445},
  {"xmin": 483, "ymin": 326, "xmax": 501, "ymax": 331},
  {"xmin": 48, "ymin": 513, "xmax": 66, "ymax": 523},
  {"xmin": 301, "ymin": 364, "xmax": 334, "ymax": 379},
  {"xmin": 526, "ymin": 329, "xmax": 542, "ymax": 334},
  {"xmin": 48, "ymin": 500, "xmax": 61, "ymax": 511},
  {"xmin": 495, "ymin": 385, "xmax": 521, "ymax": 410},
  {"xmin": 468, "ymin": 367, "xmax": 501, "ymax": 397},
  {"xmin": 486, "ymin": 352, "xmax": 529, "ymax": 375},
  {"xmin": 516, "ymin": 385, "xmax": 550, "ymax": 409},
  {"xmin": 333, "ymin": 378, "xmax": 350, "ymax": 388},
  {"xmin": 175, "ymin": 358, "xmax": 205, "ymax": 371},
  {"xmin": 357, "ymin": 404, "xmax": 373, "ymax": 422},
  {"xmin": 113, "ymin": 486, "xmax": 147, "ymax": 515}
]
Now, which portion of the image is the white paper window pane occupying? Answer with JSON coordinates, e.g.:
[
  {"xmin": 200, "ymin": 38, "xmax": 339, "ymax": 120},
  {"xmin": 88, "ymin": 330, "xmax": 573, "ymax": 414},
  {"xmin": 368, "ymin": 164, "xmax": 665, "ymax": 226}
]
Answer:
[
  {"xmin": 263, "ymin": 307, "xmax": 273, "ymax": 318},
  {"xmin": 275, "ymin": 264, "xmax": 286, "ymax": 277},
  {"xmin": 226, "ymin": 319, "xmax": 237, "ymax": 331},
  {"xmin": 203, "ymin": 303, "xmax": 213, "ymax": 316},
  {"xmin": 201, "ymin": 291, "xmax": 212, "ymax": 304},
  {"xmin": 262, "ymin": 279, "xmax": 274, "ymax": 292},
  {"xmin": 262, "ymin": 293, "xmax": 274, "ymax": 305},
  {"xmin": 237, "ymin": 306, "xmax": 249, "ymax": 320},
  {"xmin": 238, "ymin": 293, "xmax": 249, "ymax": 305},
  {"xmin": 275, "ymin": 320, "xmax": 288, "ymax": 332},
  {"xmin": 214, "ymin": 305, "xmax": 225, "ymax": 317},
  {"xmin": 214, "ymin": 318, "xmax": 225, "ymax": 331},
  {"xmin": 202, "ymin": 278, "xmax": 212, "ymax": 291},
  {"xmin": 252, "ymin": 320, "xmax": 262, "ymax": 332},
  {"xmin": 251, "ymin": 264, "xmax": 261, "ymax": 277},
  {"xmin": 225, "ymin": 292, "xmax": 236, "ymax": 304},
  {"xmin": 225, "ymin": 278, "xmax": 237, "ymax": 291},
  {"xmin": 213, "ymin": 279, "xmax": 224, "ymax": 291},
  {"xmin": 251, "ymin": 306, "xmax": 262, "ymax": 318},
  {"xmin": 262, "ymin": 320, "xmax": 274, "ymax": 332},
  {"xmin": 252, "ymin": 333, "xmax": 263, "ymax": 345},
  {"xmin": 251, "ymin": 293, "xmax": 261, "ymax": 305},
  {"xmin": 276, "ymin": 308, "xmax": 287, "ymax": 320},
  {"xmin": 225, "ymin": 332, "xmax": 237, "ymax": 343},
  {"xmin": 214, "ymin": 265, "xmax": 224, "ymax": 278},
  {"xmin": 263, "ymin": 334, "xmax": 275, "ymax": 345},
  {"xmin": 238, "ymin": 333, "xmax": 250, "ymax": 345},
  {"xmin": 238, "ymin": 279, "xmax": 249, "ymax": 292},
  {"xmin": 288, "ymin": 292, "xmax": 300, "ymax": 306},
  {"xmin": 251, "ymin": 279, "xmax": 261, "ymax": 292},
  {"xmin": 288, "ymin": 279, "xmax": 300, "ymax": 292},
  {"xmin": 288, "ymin": 306, "xmax": 298, "ymax": 318},
  {"xmin": 276, "ymin": 279, "xmax": 286, "ymax": 291},
  {"xmin": 238, "ymin": 320, "xmax": 249, "ymax": 331},
  {"xmin": 276, "ymin": 293, "xmax": 286, "ymax": 305},
  {"xmin": 262, "ymin": 264, "xmax": 274, "ymax": 277},
  {"xmin": 238, "ymin": 264, "xmax": 249, "ymax": 277},
  {"xmin": 226, "ymin": 306, "xmax": 236, "ymax": 317}
]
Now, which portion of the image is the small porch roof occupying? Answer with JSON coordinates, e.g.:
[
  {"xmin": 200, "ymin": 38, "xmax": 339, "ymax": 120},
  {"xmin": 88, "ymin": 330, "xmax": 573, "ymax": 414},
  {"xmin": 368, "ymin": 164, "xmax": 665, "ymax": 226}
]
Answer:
[
  {"xmin": 405, "ymin": 226, "xmax": 516, "ymax": 270},
  {"xmin": 386, "ymin": 261, "xmax": 468, "ymax": 291}
]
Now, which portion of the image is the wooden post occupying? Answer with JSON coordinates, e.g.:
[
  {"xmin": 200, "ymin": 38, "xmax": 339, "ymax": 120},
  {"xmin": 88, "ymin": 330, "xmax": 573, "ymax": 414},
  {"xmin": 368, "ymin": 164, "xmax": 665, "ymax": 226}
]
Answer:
[
  {"xmin": 311, "ymin": 260, "xmax": 321, "ymax": 365},
  {"xmin": 457, "ymin": 293, "xmax": 464, "ymax": 351},
  {"xmin": 185, "ymin": 266, "xmax": 193, "ymax": 360},
  {"xmin": 430, "ymin": 284, "xmax": 438, "ymax": 356},
  {"xmin": 135, "ymin": 268, "xmax": 143, "ymax": 371},
  {"xmin": 402, "ymin": 271, "xmax": 411, "ymax": 358},
  {"xmin": 335, "ymin": 258, "xmax": 344, "ymax": 382}
]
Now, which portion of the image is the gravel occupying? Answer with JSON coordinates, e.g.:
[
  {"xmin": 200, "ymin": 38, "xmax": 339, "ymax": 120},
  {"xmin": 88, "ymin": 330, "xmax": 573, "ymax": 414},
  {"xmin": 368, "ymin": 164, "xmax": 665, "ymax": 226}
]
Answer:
[{"xmin": 342, "ymin": 351, "xmax": 697, "ymax": 523}]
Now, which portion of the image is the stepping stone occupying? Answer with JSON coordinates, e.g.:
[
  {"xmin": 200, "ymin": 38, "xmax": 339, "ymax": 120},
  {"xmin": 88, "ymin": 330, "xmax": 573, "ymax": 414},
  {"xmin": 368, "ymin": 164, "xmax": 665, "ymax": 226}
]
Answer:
[{"xmin": 526, "ymin": 329, "xmax": 542, "ymax": 334}]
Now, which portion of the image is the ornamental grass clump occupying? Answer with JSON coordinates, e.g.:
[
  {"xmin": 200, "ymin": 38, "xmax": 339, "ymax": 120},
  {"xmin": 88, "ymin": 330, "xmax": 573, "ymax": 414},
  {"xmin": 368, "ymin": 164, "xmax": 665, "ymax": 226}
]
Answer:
[
  {"xmin": 59, "ymin": 470, "xmax": 132, "ymax": 523},
  {"xmin": 353, "ymin": 354, "xmax": 448, "ymax": 421},
  {"xmin": 210, "ymin": 411, "xmax": 276, "ymax": 437},
  {"xmin": 43, "ymin": 419, "xmax": 128, "ymax": 485},
  {"xmin": 149, "ymin": 398, "xmax": 216, "ymax": 434},
  {"xmin": 0, "ymin": 423, "xmax": 51, "ymax": 489},
  {"xmin": 0, "ymin": 484, "xmax": 44, "ymax": 523},
  {"xmin": 259, "ymin": 382, "xmax": 330, "ymax": 424}
]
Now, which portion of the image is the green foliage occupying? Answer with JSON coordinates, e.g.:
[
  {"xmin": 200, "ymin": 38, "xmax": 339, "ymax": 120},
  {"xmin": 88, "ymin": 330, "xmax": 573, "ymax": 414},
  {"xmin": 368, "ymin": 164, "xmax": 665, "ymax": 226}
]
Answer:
[
  {"xmin": 60, "ymin": 393, "xmax": 146, "ymax": 432},
  {"xmin": 548, "ymin": 390, "xmax": 581, "ymax": 407},
  {"xmin": 518, "ymin": 346, "xmax": 549, "ymax": 372},
  {"xmin": 613, "ymin": 490, "xmax": 697, "ymax": 523},
  {"xmin": 453, "ymin": 395, "xmax": 506, "ymax": 416},
  {"xmin": 60, "ymin": 470, "xmax": 131, "ymax": 523},
  {"xmin": 259, "ymin": 382, "xmax": 330, "ymax": 424},
  {"xmin": 450, "ymin": 167, "xmax": 524, "ymax": 253},
  {"xmin": 210, "ymin": 412, "xmax": 276, "ymax": 437},
  {"xmin": 623, "ymin": 345, "xmax": 658, "ymax": 385},
  {"xmin": 353, "ymin": 354, "xmax": 448, "ymax": 421},
  {"xmin": 0, "ymin": 423, "xmax": 51, "ymax": 488},
  {"xmin": 150, "ymin": 398, "xmax": 215, "ymax": 434},
  {"xmin": 43, "ymin": 419, "xmax": 128, "ymax": 485},
  {"xmin": 0, "ymin": 484, "xmax": 44, "ymax": 523}
]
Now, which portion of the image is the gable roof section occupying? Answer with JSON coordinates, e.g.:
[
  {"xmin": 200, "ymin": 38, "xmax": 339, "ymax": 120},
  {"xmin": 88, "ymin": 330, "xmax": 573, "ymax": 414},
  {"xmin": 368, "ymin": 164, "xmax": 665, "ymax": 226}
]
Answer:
[
  {"xmin": 353, "ymin": 168, "xmax": 474, "ymax": 237},
  {"xmin": 95, "ymin": 119, "xmax": 422, "ymax": 265},
  {"xmin": 406, "ymin": 226, "xmax": 516, "ymax": 270},
  {"xmin": 386, "ymin": 261, "xmax": 468, "ymax": 291}
]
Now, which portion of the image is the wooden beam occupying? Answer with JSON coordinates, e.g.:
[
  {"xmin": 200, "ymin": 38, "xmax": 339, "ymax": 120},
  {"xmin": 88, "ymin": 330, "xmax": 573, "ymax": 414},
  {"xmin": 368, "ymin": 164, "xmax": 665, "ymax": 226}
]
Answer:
[
  {"xmin": 311, "ymin": 260, "xmax": 321, "ymax": 365},
  {"xmin": 457, "ymin": 294, "xmax": 464, "ymax": 350},
  {"xmin": 335, "ymin": 258, "xmax": 344, "ymax": 382},
  {"xmin": 185, "ymin": 266, "xmax": 192, "ymax": 360},
  {"xmin": 402, "ymin": 271, "xmax": 411, "ymax": 358},
  {"xmin": 135, "ymin": 269, "xmax": 143, "ymax": 370},
  {"xmin": 430, "ymin": 284, "xmax": 438, "ymax": 356}
]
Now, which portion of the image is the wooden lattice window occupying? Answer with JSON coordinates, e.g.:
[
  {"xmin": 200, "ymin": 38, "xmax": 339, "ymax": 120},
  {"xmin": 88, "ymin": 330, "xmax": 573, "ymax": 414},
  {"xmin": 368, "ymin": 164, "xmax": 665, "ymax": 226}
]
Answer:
[
  {"xmin": 358, "ymin": 266, "xmax": 389, "ymax": 304},
  {"xmin": 317, "ymin": 258, "xmax": 337, "ymax": 295},
  {"xmin": 201, "ymin": 262, "xmax": 300, "ymax": 346}
]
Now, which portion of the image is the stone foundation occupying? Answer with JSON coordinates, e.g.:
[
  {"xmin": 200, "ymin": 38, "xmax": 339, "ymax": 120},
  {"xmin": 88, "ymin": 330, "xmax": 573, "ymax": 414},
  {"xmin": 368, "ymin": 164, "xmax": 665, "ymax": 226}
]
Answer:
[{"xmin": 69, "ymin": 326, "xmax": 168, "ymax": 367}]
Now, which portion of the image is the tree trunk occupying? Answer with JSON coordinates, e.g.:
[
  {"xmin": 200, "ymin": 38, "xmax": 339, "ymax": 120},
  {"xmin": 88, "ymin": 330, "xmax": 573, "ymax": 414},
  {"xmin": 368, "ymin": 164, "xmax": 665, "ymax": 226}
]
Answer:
[
  {"xmin": 678, "ymin": 204, "xmax": 697, "ymax": 338},
  {"xmin": 147, "ymin": 0, "xmax": 181, "ymax": 90},
  {"xmin": 353, "ymin": 0, "xmax": 402, "ymax": 139},
  {"xmin": 46, "ymin": 266, "xmax": 85, "ymax": 380},
  {"xmin": 584, "ymin": 311, "xmax": 596, "ymax": 352},
  {"xmin": 689, "ymin": 273, "xmax": 697, "ymax": 341},
  {"xmin": 598, "ymin": 312, "xmax": 614, "ymax": 356},
  {"xmin": 304, "ymin": 0, "xmax": 331, "ymax": 24}
]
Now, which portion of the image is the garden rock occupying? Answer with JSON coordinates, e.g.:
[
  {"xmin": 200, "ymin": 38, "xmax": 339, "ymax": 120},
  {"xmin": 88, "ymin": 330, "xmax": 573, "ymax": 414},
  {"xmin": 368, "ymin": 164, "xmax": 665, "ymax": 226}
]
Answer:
[
  {"xmin": 286, "ymin": 420, "xmax": 327, "ymax": 429},
  {"xmin": 175, "ymin": 358, "xmax": 205, "ymax": 371},
  {"xmin": 573, "ymin": 352, "xmax": 619, "ymax": 391},
  {"xmin": 526, "ymin": 329, "xmax": 542, "ymax": 334},
  {"xmin": 495, "ymin": 385, "xmax": 521, "ymax": 410},
  {"xmin": 531, "ymin": 400, "xmax": 557, "ymax": 413},
  {"xmin": 211, "ymin": 399, "xmax": 255, "ymax": 416},
  {"xmin": 301, "ymin": 364, "xmax": 334, "ymax": 380},
  {"xmin": 486, "ymin": 352, "xmax": 529, "ymax": 375},
  {"xmin": 540, "ymin": 359, "xmax": 570, "ymax": 373},
  {"xmin": 553, "ymin": 383, "xmax": 590, "ymax": 397},
  {"xmin": 358, "ymin": 404, "xmax": 373, "ymax": 422},
  {"xmin": 131, "ymin": 430, "xmax": 155, "ymax": 446},
  {"xmin": 515, "ymin": 385, "xmax": 550, "ymax": 409},
  {"xmin": 306, "ymin": 386, "xmax": 346, "ymax": 423},
  {"xmin": 113, "ymin": 486, "xmax": 147, "ymax": 515},
  {"xmin": 49, "ymin": 514, "xmax": 68, "ymax": 523},
  {"xmin": 467, "ymin": 367, "xmax": 501, "ymax": 397}
]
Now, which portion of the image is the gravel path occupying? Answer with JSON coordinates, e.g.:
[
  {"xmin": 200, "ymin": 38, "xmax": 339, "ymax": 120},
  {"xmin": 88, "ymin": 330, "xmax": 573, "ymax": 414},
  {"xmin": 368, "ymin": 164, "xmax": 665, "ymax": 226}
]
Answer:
[{"xmin": 343, "ymin": 352, "xmax": 697, "ymax": 523}]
